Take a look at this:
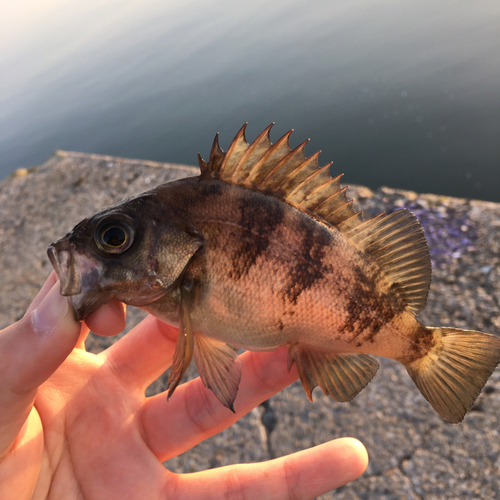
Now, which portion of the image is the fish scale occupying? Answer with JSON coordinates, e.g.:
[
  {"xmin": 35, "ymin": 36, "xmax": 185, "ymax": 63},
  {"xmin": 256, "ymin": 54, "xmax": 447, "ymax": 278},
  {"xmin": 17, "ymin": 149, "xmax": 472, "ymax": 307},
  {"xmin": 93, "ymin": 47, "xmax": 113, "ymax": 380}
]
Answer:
[{"xmin": 48, "ymin": 123, "xmax": 500, "ymax": 423}]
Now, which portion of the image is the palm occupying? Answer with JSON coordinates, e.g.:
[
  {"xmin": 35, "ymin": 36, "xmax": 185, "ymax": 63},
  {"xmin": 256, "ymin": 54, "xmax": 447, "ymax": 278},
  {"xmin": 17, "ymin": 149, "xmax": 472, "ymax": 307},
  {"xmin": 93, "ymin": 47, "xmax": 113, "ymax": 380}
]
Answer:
[{"xmin": 33, "ymin": 348, "xmax": 167, "ymax": 499}]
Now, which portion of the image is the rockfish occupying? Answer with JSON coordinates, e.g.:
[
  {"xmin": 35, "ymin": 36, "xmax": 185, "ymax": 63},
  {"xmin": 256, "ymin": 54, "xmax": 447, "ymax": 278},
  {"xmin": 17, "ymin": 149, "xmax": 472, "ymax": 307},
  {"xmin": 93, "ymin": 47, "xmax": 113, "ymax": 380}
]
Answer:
[{"xmin": 48, "ymin": 124, "xmax": 500, "ymax": 423}]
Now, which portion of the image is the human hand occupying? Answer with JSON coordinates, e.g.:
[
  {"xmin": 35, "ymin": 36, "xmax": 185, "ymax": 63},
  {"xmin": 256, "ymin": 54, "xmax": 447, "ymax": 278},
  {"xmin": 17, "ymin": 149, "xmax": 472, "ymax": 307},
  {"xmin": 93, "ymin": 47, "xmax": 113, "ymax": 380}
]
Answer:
[{"xmin": 0, "ymin": 272, "xmax": 368, "ymax": 499}]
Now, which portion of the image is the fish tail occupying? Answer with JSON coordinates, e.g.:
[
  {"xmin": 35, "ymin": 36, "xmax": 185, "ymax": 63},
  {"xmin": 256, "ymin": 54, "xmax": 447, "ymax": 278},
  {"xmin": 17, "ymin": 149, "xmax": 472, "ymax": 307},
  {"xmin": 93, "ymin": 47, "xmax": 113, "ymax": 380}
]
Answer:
[{"xmin": 406, "ymin": 327, "xmax": 500, "ymax": 424}]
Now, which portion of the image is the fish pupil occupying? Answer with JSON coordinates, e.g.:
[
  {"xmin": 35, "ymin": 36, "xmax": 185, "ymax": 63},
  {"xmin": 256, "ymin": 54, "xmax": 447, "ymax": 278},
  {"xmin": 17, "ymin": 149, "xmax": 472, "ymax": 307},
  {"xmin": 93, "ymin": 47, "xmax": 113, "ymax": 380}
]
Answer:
[{"xmin": 103, "ymin": 227, "xmax": 126, "ymax": 247}]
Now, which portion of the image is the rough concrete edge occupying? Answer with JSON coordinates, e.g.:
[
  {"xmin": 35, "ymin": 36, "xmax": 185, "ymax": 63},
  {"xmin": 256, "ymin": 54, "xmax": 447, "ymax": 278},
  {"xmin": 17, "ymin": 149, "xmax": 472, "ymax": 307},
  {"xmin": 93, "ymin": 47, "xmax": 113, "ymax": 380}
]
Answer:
[
  {"xmin": 376, "ymin": 185, "xmax": 499, "ymax": 207},
  {"xmin": 8, "ymin": 150, "xmax": 200, "ymax": 181},
  {"xmin": 52, "ymin": 150, "xmax": 199, "ymax": 171}
]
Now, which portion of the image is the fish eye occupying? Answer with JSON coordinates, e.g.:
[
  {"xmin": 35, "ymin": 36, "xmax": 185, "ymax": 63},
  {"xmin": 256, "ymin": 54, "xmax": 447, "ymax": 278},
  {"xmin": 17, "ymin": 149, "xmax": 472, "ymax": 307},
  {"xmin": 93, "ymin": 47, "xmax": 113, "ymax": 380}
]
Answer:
[{"xmin": 95, "ymin": 220, "xmax": 134, "ymax": 254}]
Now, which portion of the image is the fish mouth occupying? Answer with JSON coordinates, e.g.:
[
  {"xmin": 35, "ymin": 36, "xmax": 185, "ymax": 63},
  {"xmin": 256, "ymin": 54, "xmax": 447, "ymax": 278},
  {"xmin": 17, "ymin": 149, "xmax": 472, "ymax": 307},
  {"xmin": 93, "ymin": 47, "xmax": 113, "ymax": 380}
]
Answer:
[
  {"xmin": 48, "ymin": 239, "xmax": 111, "ymax": 322},
  {"xmin": 48, "ymin": 239, "xmax": 83, "ymax": 296}
]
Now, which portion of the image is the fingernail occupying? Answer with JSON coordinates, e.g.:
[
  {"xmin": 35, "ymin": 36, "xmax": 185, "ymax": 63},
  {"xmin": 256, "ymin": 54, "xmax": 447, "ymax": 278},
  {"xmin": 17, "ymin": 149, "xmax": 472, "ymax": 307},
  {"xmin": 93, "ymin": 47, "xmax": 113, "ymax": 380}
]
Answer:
[{"xmin": 31, "ymin": 282, "xmax": 70, "ymax": 335}]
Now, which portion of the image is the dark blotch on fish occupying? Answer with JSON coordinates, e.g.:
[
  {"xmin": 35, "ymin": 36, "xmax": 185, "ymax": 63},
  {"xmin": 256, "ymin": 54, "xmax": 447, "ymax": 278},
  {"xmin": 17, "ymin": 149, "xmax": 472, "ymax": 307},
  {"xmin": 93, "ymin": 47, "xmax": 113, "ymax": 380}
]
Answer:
[{"xmin": 228, "ymin": 195, "xmax": 285, "ymax": 281}]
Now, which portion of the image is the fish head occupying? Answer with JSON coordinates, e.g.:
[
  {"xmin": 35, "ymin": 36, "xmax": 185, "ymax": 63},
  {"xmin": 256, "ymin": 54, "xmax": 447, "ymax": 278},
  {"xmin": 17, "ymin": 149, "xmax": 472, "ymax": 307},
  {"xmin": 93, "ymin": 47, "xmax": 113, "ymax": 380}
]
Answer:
[{"xmin": 48, "ymin": 196, "xmax": 203, "ymax": 322}]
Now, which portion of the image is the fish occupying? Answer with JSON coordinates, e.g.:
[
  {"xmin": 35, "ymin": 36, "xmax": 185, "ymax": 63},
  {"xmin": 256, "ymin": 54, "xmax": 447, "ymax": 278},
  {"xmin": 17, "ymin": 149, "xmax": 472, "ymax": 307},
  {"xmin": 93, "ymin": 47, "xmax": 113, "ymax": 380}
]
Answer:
[{"xmin": 48, "ymin": 123, "xmax": 500, "ymax": 424}]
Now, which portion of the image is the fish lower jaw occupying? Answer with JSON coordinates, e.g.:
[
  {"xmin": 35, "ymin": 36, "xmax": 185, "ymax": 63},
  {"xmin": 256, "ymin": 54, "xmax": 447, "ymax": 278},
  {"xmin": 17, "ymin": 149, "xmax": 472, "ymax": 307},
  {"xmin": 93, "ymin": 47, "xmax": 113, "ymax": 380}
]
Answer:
[{"xmin": 69, "ymin": 290, "xmax": 113, "ymax": 322}]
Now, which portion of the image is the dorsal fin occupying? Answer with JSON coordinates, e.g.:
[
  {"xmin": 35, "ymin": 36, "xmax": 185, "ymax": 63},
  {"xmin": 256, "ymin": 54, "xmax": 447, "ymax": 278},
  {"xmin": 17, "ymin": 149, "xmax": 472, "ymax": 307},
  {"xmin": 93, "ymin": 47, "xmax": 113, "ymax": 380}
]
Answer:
[
  {"xmin": 198, "ymin": 123, "xmax": 360, "ymax": 227},
  {"xmin": 199, "ymin": 124, "xmax": 432, "ymax": 314},
  {"xmin": 345, "ymin": 209, "xmax": 432, "ymax": 314}
]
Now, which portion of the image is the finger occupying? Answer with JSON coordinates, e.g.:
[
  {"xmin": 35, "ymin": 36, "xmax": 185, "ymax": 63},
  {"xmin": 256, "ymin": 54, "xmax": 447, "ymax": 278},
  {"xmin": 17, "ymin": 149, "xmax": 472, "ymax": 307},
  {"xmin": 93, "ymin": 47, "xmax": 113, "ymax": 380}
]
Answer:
[
  {"xmin": 33, "ymin": 272, "xmax": 127, "ymax": 339},
  {"xmin": 168, "ymin": 437, "xmax": 368, "ymax": 500},
  {"xmin": 141, "ymin": 346, "xmax": 298, "ymax": 461},
  {"xmin": 101, "ymin": 316, "xmax": 178, "ymax": 391},
  {"xmin": 0, "ymin": 279, "xmax": 82, "ymax": 457},
  {"xmin": 25, "ymin": 270, "xmax": 58, "ymax": 314},
  {"xmin": 84, "ymin": 300, "xmax": 127, "ymax": 337},
  {"xmin": 73, "ymin": 299, "xmax": 126, "ymax": 350},
  {"xmin": 26, "ymin": 270, "xmax": 92, "ymax": 350}
]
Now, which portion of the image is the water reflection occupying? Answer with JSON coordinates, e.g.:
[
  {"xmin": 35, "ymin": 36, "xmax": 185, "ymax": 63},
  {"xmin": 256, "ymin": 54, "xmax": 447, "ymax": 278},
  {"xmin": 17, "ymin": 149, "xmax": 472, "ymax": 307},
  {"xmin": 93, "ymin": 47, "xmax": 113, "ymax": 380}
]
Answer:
[{"xmin": 1, "ymin": 0, "xmax": 499, "ymax": 200}]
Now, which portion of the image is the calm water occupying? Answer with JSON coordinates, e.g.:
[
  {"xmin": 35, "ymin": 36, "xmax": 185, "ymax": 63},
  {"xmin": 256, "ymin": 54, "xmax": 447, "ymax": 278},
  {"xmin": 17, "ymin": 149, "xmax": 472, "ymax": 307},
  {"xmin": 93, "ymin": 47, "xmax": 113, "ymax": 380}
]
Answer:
[{"xmin": 2, "ymin": 0, "xmax": 500, "ymax": 201}]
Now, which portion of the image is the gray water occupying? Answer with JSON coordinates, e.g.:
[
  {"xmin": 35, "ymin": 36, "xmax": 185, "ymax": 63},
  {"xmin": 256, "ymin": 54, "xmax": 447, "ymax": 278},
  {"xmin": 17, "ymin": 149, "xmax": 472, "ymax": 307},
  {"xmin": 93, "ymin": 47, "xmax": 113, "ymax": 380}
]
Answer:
[{"xmin": 2, "ymin": 0, "xmax": 500, "ymax": 201}]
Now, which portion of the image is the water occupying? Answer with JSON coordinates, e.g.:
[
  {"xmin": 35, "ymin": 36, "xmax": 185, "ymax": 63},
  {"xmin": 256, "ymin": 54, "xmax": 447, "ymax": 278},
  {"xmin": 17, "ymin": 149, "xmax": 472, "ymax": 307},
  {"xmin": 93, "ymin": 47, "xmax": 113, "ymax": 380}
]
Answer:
[{"xmin": 1, "ymin": 0, "xmax": 500, "ymax": 201}]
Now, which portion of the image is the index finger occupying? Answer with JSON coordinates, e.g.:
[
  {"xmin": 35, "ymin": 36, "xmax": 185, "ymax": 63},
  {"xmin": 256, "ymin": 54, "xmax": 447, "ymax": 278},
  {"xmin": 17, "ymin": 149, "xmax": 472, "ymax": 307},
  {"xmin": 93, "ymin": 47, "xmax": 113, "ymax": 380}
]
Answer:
[{"xmin": 0, "ymin": 277, "xmax": 82, "ymax": 457}]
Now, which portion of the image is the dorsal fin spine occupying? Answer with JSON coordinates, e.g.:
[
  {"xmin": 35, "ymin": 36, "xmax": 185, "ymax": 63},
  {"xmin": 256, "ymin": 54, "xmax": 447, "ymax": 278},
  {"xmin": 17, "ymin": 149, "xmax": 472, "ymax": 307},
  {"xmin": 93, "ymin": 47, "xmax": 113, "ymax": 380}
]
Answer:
[
  {"xmin": 292, "ymin": 162, "xmax": 333, "ymax": 201},
  {"xmin": 245, "ymin": 125, "xmax": 287, "ymax": 179},
  {"xmin": 261, "ymin": 139, "xmax": 310, "ymax": 186},
  {"xmin": 252, "ymin": 131, "xmax": 294, "ymax": 187},
  {"xmin": 308, "ymin": 172, "xmax": 341, "ymax": 199},
  {"xmin": 270, "ymin": 140, "xmax": 310, "ymax": 188},
  {"xmin": 314, "ymin": 184, "xmax": 347, "ymax": 211},
  {"xmin": 198, "ymin": 153, "xmax": 209, "ymax": 177},
  {"xmin": 298, "ymin": 181, "xmax": 333, "ymax": 208},
  {"xmin": 330, "ymin": 200, "xmax": 354, "ymax": 216},
  {"xmin": 230, "ymin": 123, "xmax": 274, "ymax": 184},
  {"xmin": 298, "ymin": 176, "xmax": 339, "ymax": 211},
  {"xmin": 209, "ymin": 133, "xmax": 225, "ymax": 176},
  {"xmin": 283, "ymin": 152, "xmax": 325, "ymax": 197},
  {"xmin": 337, "ymin": 211, "xmax": 363, "ymax": 230},
  {"xmin": 220, "ymin": 123, "xmax": 248, "ymax": 175}
]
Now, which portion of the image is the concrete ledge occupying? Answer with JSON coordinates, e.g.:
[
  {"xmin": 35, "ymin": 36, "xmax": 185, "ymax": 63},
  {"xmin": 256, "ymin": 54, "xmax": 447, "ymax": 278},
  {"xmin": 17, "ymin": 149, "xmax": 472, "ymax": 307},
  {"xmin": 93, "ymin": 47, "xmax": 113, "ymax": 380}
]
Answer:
[{"xmin": 1, "ymin": 152, "xmax": 499, "ymax": 499}]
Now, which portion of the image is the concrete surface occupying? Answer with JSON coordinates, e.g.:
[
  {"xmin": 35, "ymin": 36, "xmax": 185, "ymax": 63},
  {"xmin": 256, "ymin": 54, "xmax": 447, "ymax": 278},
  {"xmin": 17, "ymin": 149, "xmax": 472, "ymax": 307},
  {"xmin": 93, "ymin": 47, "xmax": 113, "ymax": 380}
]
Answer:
[{"xmin": 1, "ymin": 151, "xmax": 499, "ymax": 499}]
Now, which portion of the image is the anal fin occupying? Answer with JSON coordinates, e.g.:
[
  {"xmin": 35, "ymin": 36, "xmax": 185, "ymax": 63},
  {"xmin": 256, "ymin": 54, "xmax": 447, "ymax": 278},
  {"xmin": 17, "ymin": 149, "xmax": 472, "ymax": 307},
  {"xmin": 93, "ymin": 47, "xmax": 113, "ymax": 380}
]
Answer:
[
  {"xmin": 193, "ymin": 335, "xmax": 242, "ymax": 412},
  {"xmin": 288, "ymin": 345, "xmax": 379, "ymax": 402},
  {"xmin": 167, "ymin": 281, "xmax": 195, "ymax": 400}
]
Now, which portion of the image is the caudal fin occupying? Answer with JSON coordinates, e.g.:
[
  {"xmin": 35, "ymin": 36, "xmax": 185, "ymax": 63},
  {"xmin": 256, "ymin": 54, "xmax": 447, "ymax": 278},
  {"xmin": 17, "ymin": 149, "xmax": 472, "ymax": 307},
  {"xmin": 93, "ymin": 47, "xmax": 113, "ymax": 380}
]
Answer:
[{"xmin": 406, "ymin": 327, "xmax": 500, "ymax": 424}]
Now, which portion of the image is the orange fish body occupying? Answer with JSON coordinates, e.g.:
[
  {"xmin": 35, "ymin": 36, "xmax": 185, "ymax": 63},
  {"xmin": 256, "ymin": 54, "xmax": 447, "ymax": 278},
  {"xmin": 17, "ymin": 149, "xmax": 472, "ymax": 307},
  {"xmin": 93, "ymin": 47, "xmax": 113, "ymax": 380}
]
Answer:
[{"xmin": 48, "ymin": 124, "xmax": 500, "ymax": 423}]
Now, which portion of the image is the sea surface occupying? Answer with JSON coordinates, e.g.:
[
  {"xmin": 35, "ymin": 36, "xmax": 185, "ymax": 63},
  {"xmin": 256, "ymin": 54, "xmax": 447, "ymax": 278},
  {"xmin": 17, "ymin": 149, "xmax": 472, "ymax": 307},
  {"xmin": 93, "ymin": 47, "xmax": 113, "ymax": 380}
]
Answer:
[{"xmin": 1, "ymin": 0, "xmax": 499, "ymax": 201}]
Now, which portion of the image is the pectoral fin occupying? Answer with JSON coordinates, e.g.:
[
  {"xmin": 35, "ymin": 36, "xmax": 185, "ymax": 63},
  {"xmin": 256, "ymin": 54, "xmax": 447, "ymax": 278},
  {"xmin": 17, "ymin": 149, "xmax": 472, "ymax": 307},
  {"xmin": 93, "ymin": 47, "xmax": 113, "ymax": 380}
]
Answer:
[
  {"xmin": 193, "ymin": 335, "xmax": 242, "ymax": 412},
  {"xmin": 167, "ymin": 281, "xmax": 195, "ymax": 399},
  {"xmin": 288, "ymin": 345, "xmax": 379, "ymax": 402}
]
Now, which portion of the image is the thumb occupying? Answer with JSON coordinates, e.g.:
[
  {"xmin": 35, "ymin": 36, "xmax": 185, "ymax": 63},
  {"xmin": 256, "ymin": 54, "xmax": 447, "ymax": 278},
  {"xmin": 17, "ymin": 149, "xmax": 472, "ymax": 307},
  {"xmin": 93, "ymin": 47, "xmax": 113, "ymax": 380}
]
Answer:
[{"xmin": 0, "ymin": 279, "xmax": 81, "ymax": 456}]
